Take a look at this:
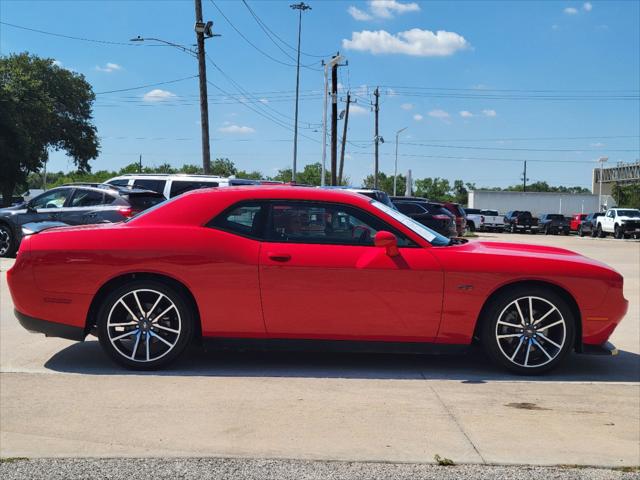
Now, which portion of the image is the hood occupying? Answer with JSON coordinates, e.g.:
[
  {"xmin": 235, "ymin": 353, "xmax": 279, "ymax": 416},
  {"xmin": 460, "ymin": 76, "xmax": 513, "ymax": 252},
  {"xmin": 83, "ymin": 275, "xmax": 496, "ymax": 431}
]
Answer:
[
  {"xmin": 0, "ymin": 205, "xmax": 26, "ymax": 216},
  {"xmin": 618, "ymin": 215, "xmax": 640, "ymax": 221}
]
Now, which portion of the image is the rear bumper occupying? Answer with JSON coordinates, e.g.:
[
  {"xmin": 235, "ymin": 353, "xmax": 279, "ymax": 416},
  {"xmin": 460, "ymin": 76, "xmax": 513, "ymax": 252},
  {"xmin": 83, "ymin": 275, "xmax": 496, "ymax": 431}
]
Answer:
[
  {"xmin": 580, "ymin": 341, "xmax": 619, "ymax": 356},
  {"xmin": 15, "ymin": 309, "xmax": 86, "ymax": 341}
]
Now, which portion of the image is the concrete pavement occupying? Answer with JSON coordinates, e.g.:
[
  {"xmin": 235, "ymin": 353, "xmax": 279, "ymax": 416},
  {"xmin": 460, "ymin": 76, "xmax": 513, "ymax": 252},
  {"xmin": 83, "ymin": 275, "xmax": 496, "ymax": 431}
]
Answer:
[{"xmin": 1, "ymin": 234, "xmax": 639, "ymax": 467}]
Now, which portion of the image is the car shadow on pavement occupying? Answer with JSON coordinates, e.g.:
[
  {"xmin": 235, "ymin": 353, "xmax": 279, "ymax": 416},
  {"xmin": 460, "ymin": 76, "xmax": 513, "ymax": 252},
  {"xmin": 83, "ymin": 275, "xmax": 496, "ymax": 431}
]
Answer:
[{"xmin": 44, "ymin": 340, "xmax": 640, "ymax": 382}]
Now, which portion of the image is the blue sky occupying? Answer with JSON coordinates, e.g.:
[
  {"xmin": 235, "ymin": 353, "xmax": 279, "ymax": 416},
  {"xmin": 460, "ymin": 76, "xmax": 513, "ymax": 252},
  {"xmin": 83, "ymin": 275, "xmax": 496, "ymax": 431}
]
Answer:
[{"xmin": 1, "ymin": 0, "xmax": 639, "ymax": 189}]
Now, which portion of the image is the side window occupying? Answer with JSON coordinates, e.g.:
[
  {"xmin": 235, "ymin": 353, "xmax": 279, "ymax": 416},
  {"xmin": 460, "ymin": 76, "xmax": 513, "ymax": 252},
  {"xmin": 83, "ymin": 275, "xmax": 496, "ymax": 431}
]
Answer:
[
  {"xmin": 268, "ymin": 202, "xmax": 413, "ymax": 247},
  {"xmin": 209, "ymin": 202, "xmax": 267, "ymax": 239},
  {"xmin": 133, "ymin": 179, "xmax": 167, "ymax": 195},
  {"xmin": 170, "ymin": 180, "xmax": 218, "ymax": 197},
  {"xmin": 29, "ymin": 189, "xmax": 72, "ymax": 209},
  {"xmin": 107, "ymin": 179, "xmax": 130, "ymax": 187},
  {"xmin": 396, "ymin": 203, "xmax": 421, "ymax": 215},
  {"xmin": 69, "ymin": 189, "xmax": 106, "ymax": 207},
  {"xmin": 607, "ymin": 211, "xmax": 614, "ymax": 218}
]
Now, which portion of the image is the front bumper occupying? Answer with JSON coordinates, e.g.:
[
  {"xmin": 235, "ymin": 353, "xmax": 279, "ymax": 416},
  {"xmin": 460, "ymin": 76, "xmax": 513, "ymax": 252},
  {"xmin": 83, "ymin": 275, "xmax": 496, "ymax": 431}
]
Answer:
[
  {"xmin": 580, "ymin": 341, "xmax": 619, "ymax": 356},
  {"xmin": 15, "ymin": 309, "xmax": 86, "ymax": 341}
]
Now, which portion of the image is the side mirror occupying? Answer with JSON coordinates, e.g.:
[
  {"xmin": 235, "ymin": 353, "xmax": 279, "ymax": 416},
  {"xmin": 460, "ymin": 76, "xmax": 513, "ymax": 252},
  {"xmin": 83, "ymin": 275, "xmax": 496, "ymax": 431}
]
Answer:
[
  {"xmin": 374, "ymin": 230, "xmax": 400, "ymax": 257},
  {"xmin": 26, "ymin": 203, "xmax": 37, "ymax": 213}
]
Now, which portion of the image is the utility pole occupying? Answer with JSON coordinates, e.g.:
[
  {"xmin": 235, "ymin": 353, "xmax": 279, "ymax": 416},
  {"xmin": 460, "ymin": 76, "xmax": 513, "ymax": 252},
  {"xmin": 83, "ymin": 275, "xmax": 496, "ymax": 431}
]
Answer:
[
  {"xmin": 522, "ymin": 160, "xmax": 527, "ymax": 192},
  {"xmin": 139, "ymin": 154, "xmax": 142, "ymax": 173},
  {"xmin": 330, "ymin": 57, "xmax": 339, "ymax": 186},
  {"xmin": 194, "ymin": 0, "xmax": 211, "ymax": 174},
  {"xmin": 290, "ymin": 2, "xmax": 311, "ymax": 183},
  {"xmin": 320, "ymin": 54, "xmax": 343, "ymax": 186},
  {"xmin": 394, "ymin": 127, "xmax": 407, "ymax": 196},
  {"xmin": 338, "ymin": 92, "xmax": 352, "ymax": 186},
  {"xmin": 598, "ymin": 156, "xmax": 608, "ymax": 211},
  {"xmin": 373, "ymin": 87, "xmax": 380, "ymax": 189}
]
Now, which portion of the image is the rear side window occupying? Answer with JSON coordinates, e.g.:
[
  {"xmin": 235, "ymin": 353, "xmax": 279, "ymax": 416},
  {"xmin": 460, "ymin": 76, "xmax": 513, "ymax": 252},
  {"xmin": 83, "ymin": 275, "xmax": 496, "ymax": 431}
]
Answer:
[
  {"xmin": 133, "ymin": 179, "xmax": 166, "ymax": 195},
  {"xmin": 170, "ymin": 180, "xmax": 218, "ymax": 197},
  {"xmin": 465, "ymin": 208, "xmax": 481, "ymax": 214},
  {"xmin": 127, "ymin": 194, "xmax": 165, "ymax": 211},
  {"xmin": 482, "ymin": 210, "xmax": 499, "ymax": 216},
  {"xmin": 210, "ymin": 202, "xmax": 267, "ymax": 239},
  {"xmin": 69, "ymin": 189, "xmax": 106, "ymax": 207},
  {"xmin": 396, "ymin": 203, "xmax": 424, "ymax": 215},
  {"xmin": 107, "ymin": 179, "xmax": 130, "ymax": 187}
]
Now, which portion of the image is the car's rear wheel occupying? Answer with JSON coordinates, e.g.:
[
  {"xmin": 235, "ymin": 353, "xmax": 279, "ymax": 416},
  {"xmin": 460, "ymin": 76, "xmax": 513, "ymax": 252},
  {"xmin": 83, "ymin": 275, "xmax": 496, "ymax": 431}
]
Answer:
[
  {"xmin": 578, "ymin": 226, "xmax": 584, "ymax": 237},
  {"xmin": 0, "ymin": 223, "xmax": 16, "ymax": 258},
  {"xmin": 480, "ymin": 287, "xmax": 575, "ymax": 375},
  {"xmin": 97, "ymin": 280, "xmax": 194, "ymax": 370},
  {"xmin": 614, "ymin": 224, "xmax": 623, "ymax": 239},
  {"xmin": 596, "ymin": 224, "xmax": 605, "ymax": 238}
]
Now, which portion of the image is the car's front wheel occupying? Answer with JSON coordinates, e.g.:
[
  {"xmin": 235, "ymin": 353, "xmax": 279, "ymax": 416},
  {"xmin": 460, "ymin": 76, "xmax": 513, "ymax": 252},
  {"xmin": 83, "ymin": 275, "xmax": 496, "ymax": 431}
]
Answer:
[
  {"xmin": 0, "ymin": 223, "xmax": 16, "ymax": 258},
  {"xmin": 480, "ymin": 287, "xmax": 575, "ymax": 375},
  {"xmin": 97, "ymin": 280, "xmax": 194, "ymax": 370}
]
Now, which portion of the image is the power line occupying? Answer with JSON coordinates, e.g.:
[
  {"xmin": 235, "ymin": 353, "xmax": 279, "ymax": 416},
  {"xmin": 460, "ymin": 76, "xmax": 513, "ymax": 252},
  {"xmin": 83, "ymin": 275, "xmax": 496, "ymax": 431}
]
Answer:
[
  {"xmin": 241, "ymin": 0, "xmax": 332, "ymax": 58},
  {"xmin": 400, "ymin": 142, "xmax": 638, "ymax": 153},
  {"xmin": 348, "ymin": 151, "xmax": 609, "ymax": 164},
  {"xmin": 377, "ymin": 84, "xmax": 640, "ymax": 94},
  {"xmin": 0, "ymin": 21, "xmax": 164, "ymax": 47},
  {"xmin": 95, "ymin": 76, "xmax": 199, "ymax": 94},
  {"xmin": 209, "ymin": 0, "xmax": 321, "ymax": 71}
]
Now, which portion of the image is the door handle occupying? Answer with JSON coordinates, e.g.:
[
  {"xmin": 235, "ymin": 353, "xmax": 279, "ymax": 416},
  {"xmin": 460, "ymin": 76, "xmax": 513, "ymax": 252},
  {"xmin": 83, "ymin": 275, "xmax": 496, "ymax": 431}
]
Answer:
[{"xmin": 267, "ymin": 252, "xmax": 291, "ymax": 262}]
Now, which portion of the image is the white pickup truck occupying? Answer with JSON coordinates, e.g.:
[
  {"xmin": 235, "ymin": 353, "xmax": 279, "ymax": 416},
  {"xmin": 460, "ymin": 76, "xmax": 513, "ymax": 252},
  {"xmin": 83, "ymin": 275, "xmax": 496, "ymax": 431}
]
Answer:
[
  {"xmin": 464, "ymin": 208, "xmax": 505, "ymax": 232},
  {"xmin": 596, "ymin": 208, "xmax": 640, "ymax": 239}
]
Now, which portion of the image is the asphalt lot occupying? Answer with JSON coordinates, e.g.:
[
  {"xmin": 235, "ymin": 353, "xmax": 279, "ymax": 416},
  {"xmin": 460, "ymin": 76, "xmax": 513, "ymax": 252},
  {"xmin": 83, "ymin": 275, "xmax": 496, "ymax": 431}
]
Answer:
[{"xmin": 1, "ymin": 233, "xmax": 639, "ymax": 470}]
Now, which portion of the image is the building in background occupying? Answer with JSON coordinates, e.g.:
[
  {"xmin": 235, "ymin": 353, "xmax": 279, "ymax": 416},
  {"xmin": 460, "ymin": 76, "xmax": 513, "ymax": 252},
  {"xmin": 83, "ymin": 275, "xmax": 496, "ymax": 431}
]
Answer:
[
  {"xmin": 468, "ymin": 190, "xmax": 613, "ymax": 217},
  {"xmin": 592, "ymin": 160, "xmax": 640, "ymax": 196}
]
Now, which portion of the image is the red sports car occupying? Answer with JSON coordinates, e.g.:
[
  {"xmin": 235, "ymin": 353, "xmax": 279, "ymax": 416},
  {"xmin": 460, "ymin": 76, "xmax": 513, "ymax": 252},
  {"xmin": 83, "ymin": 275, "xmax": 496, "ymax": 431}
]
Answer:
[{"xmin": 7, "ymin": 187, "xmax": 627, "ymax": 374}]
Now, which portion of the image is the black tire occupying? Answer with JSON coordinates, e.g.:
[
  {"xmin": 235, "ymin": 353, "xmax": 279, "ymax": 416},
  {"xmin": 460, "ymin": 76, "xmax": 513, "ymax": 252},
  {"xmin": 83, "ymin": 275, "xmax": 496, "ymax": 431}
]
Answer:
[
  {"xmin": 97, "ymin": 280, "xmax": 194, "ymax": 370},
  {"xmin": 544, "ymin": 225, "xmax": 550, "ymax": 235},
  {"xmin": 614, "ymin": 224, "xmax": 623, "ymax": 239},
  {"xmin": 0, "ymin": 223, "xmax": 17, "ymax": 258},
  {"xmin": 578, "ymin": 226, "xmax": 584, "ymax": 237},
  {"xmin": 468, "ymin": 221, "xmax": 476, "ymax": 232},
  {"xmin": 591, "ymin": 227, "xmax": 597, "ymax": 238},
  {"xmin": 480, "ymin": 286, "xmax": 575, "ymax": 375},
  {"xmin": 510, "ymin": 224, "xmax": 516, "ymax": 234},
  {"xmin": 596, "ymin": 224, "xmax": 605, "ymax": 238}
]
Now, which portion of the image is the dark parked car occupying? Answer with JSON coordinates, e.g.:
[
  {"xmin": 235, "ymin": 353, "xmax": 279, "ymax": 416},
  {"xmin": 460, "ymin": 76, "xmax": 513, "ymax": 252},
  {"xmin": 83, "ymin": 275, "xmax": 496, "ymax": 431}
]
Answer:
[
  {"xmin": 393, "ymin": 200, "xmax": 457, "ymax": 237},
  {"xmin": 578, "ymin": 212, "xmax": 603, "ymax": 237},
  {"xmin": 0, "ymin": 184, "xmax": 164, "ymax": 257},
  {"xmin": 503, "ymin": 211, "xmax": 539, "ymax": 234},
  {"xmin": 441, "ymin": 202, "xmax": 466, "ymax": 236},
  {"xmin": 538, "ymin": 214, "xmax": 570, "ymax": 235}
]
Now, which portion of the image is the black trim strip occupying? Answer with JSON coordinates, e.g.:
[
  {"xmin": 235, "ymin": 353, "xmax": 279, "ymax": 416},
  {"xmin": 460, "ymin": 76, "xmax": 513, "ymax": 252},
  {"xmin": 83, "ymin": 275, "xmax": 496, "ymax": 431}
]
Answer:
[{"xmin": 15, "ymin": 309, "xmax": 86, "ymax": 341}]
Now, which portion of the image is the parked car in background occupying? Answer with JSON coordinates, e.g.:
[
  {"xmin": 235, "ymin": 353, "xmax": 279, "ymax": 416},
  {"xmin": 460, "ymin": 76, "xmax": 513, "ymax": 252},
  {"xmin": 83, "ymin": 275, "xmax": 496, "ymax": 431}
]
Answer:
[
  {"xmin": 441, "ymin": 202, "xmax": 466, "ymax": 236},
  {"xmin": 105, "ymin": 174, "xmax": 260, "ymax": 199},
  {"xmin": 335, "ymin": 188, "xmax": 396, "ymax": 209},
  {"xmin": 570, "ymin": 213, "xmax": 588, "ymax": 232},
  {"xmin": 503, "ymin": 211, "xmax": 539, "ymax": 234},
  {"xmin": 464, "ymin": 208, "xmax": 504, "ymax": 232},
  {"xmin": 578, "ymin": 212, "xmax": 603, "ymax": 237},
  {"xmin": 0, "ymin": 184, "xmax": 164, "ymax": 257},
  {"xmin": 538, "ymin": 214, "xmax": 570, "ymax": 235},
  {"xmin": 8, "ymin": 186, "xmax": 627, "ymax": 374},
  {"xmin": 393, "ymin": 200, "xmax": 457, "ymax": 237},
  {"xmin": 596, "ymin": 208, "xmax": 640, "ymax": 239}
]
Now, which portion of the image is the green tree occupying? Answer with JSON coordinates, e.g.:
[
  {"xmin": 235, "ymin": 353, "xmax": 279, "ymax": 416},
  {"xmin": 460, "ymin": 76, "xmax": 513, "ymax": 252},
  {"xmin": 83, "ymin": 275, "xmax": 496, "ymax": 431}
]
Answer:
[
  {"xmin": 210, "ymin": 158, "xmax": 237, "ymax": 177},
  {"xmin": 236, "ymin": 170, "xmax": 263, "ymax": 180},
  {"xmin": 414, "ymin": 177, "xmax": 452, "ymax": 201},
  {"xmin": 362, "ymin": 172, "xmax": 406, "ymax": 195},
  {"xmin": 612, "ymin": 182, "xmax": 640, "ymax": 208},
  {"xmin": 272, "ymin": 163, "xmax": 331, "ymax": 186},
  {"xmin": 0, "ymin": 53, "xmax": 99, "ymax": 206}
]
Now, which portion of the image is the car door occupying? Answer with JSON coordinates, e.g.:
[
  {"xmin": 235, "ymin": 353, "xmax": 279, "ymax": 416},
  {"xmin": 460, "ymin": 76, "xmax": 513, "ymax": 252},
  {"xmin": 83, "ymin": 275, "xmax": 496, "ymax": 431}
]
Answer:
[
  {"xmin": 64, "ymin": 188, "xmax": 110, "ymax": 225},
  {"xmin": 603, "ymin": 210, "xmax": 615, "ymax": 231},
  {"xmin": 258, "ymin": 200, "xmax": 444, "ymax": 341},
  {"xmin": 18, "ymin": 188, "xmax": 74, "ymax": 225}
]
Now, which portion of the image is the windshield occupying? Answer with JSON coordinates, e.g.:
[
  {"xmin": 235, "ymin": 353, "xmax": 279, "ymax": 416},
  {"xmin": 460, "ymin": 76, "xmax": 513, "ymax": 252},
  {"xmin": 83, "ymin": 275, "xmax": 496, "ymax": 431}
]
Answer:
[
  {"xmin": 370, "ymin": 200, "xmax": 450, "ymax": 246},
  {"xmin": 617, "ymin": 209, "xmax": 640, "ymax": 217}
]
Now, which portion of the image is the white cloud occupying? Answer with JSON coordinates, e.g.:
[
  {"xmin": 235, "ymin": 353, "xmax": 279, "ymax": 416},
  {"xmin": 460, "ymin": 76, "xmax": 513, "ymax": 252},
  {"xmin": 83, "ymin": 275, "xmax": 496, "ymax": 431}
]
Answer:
[
  {"xmin": 428, "ymin": 109, "xmax": 450, "ymax": 119},
  {"xmin": 350, "ymin": 104, "xmax": 370, "ymax": 115},
  {"xmin": 143, "ymin": 89, "xmax": 176, "ymax": 102},
  {"xmin": 348, "ymin": 5, "xmax": 373, "ymax": 21},
  {"xmin": 386, "ymin": 88, "xmax": 398, "ymax": 96},
  {"xmin": 459, "ymin": 110, "xmax": 473, "ymax": 118},
  {"xmin": 413, "ymin": 113, "xmax": 423, "ymax": 121},
  {"xmin": 95, "ymin": 62, "xmax": 123, "ymax": 73},
  {"xmin": 259, "ymin": 98, "xmax": 269, "ymax": 104},
  {"xmin": 369, "ymin": 0, "xmax": 420, "ymax": 18},
  {"xmin": 218, "ymin": 124, "xmax": 255, "ymax": 134},
  {"xmin": 482, "ymin": 109, "xmax": 497, "ymax": 117},
  {"xmin": 343, "ymin": 29, "xmax": 470, "ymax": 57},
  {"xmin": 52, "ymin": 60, "xmax": 63, "ymax": 67},
  {"xmin": 564, "ymin": 7, "xmax": 578, "ymax": 15},
  {"xmin": 590, "ymin": 142, "xmax": 605, "ymax": 148},
  {"xmin": 400, "ymin": 103, "xmax": 414, "ymax": 110},
  {"xmin": 583, "ymin": 2, "xmax": 592, "ymax": 12}
]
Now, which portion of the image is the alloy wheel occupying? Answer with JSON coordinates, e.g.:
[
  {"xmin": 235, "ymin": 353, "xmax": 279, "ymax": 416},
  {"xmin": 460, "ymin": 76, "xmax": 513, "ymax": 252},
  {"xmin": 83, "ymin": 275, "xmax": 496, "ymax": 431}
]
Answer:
[
  {"xmin": 106, "ymin": 288, "xmax": 182, "ymax": 363},
  {"xmin": 495, "ymin": 296, "xmax": 567, "ymax": 369},
  {"xmin": 0, "ymin": 226, "xmax": 11, "ymax": 257}
]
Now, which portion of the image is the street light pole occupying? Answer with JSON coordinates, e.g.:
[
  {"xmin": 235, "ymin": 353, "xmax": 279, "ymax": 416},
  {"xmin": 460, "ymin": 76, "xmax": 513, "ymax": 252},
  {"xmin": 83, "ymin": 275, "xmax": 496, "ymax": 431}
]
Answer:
[
  {"xmin": 394, "ymin": 127, "xmax": 407, "ymax": 196},
  {"xmin": 598, "ymin": 156, "xmax": 608, "ymax": 211},
  {"xmin": 290, "ymin": 2, "xmax": 311, "ymax": 183},
  {"xmin": 320, "ymin": 54, "xmax": 343, "ymax": 187}
]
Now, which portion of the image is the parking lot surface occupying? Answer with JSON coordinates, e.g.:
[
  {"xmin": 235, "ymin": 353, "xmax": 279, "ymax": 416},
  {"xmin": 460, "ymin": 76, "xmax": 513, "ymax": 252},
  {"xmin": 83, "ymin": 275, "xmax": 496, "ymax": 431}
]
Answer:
[{"xmin": 1, "ymin": 233, "xmax": 639, "ymax": 468}]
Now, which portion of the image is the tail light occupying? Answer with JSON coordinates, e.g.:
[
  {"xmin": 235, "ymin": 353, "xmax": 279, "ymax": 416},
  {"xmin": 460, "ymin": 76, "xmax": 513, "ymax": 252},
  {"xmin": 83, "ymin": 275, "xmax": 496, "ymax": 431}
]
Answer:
[{"xmin": 117, "ymin": 206, "xmax": 141, "ymax": 218}]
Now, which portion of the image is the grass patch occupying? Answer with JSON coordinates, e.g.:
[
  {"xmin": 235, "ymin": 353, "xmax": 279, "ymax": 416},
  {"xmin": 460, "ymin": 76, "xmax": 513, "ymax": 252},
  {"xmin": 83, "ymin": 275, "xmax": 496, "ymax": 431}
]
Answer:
[
  {"xmin": 434, "ymin": 454, "xmax": 455, "ymax": 466},
  {"xmin": 463, "ymin": 231, "xmax": 479, "ymax": 238},
  {"xmin": 0, "ymin": 457, "xmax": 29, "ymax": 464}
]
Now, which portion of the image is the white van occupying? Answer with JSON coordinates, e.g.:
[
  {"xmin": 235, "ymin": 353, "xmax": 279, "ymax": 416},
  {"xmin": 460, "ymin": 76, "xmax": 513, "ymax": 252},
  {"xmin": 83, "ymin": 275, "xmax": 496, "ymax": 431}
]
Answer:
[{"xmin": 104, "ymin": 174, "xmax": 260, "ymax": 199}]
